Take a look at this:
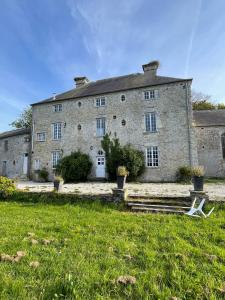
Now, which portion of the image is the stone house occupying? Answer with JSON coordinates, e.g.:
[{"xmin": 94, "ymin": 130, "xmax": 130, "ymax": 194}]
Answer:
[
  {"xmin": 0, "ymin": 128, "xmax": 30, "ymax": 179},
  {"xmin": 193, "ymin": 110, "xmax": 225, "ymax": 177},
  {"xmin": 3, "ymin": 60, "xmax": 224, "ymax": 181},
  {"xmin": 30, "ymin": 61, "xmax": 198, "ymax": 182}
]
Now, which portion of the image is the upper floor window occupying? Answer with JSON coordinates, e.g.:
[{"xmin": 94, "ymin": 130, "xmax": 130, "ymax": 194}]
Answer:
[
  {"xmin": 96, "ymin": 97, "xmax": 105, "ymax": 107},
  {"xmin": 4, "ymin": 140, "xmax": 8, "ymax": 152},
  {"xmin": 96, "ymin": 118, "xmax": 105, "ymax": 137},
  {"xmin": 36, "ymin": 132, "xmax": 46, "ymax": 142},
  {"xmin": 144, "ymin": 90, "xmax": 159, "ymax": 100},
  {"xmin": 52, "ymin": 123, "xmax": 62, "ymax": 140},
  {"xmin": 53, "ymin": 104, "xmax": 62, "ymax": 112},
  {"xmin": 145, "ymin": 112, "xmax": 156, "ymax": 132},
  {"xmin": 52, "ymin": 151, "xmax": 61, "ymax": 168},
  {"xmin": 221, "ymin": 133, "xmax": 225, "ymax": 159},
  {"xmin": 146, "ymin": 146, "xmax": 159, "ymax": 167}
]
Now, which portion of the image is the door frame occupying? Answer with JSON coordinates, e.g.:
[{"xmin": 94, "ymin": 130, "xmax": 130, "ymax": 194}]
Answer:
[{"xmin": 96, "ymin": 156, "xmax": 106, "ymax": 178}]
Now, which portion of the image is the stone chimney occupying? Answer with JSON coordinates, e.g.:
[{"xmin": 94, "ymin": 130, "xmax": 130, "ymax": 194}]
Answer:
[
  {"xmin": 74, "ymin": 76, "xmax": 89, "ymax": 88},
  {"xmin": 142, "ymin": 60, "xmax": 159, "ymax": 77}
]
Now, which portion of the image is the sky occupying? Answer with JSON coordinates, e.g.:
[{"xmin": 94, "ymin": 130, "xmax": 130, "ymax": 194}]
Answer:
[{"xmin": 0, "ymin": 0, "xmax": 225, "ymax": 132}]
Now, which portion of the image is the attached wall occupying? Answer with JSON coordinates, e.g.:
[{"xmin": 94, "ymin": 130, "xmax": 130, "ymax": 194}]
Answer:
[
  {"xmin": 0, "ymin": 134, "xmax": 31, "ymax": 179},
  {"xmin": 31, "ymin": 80, "xmax": 197, "ymax": 182},
  {"xmin": 195, "ymin": 126, "xmax": 225, "ymax": 177}
]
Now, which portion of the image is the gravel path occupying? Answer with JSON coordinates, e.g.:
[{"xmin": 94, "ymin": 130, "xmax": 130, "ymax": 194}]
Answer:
[{"xmin": 17, "ymin": 181, "xmax": 225, "ymax": 201}]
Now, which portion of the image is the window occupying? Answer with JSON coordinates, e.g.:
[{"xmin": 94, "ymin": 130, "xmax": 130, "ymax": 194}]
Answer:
[
  {"xmin": 221, "ymin": 133, "xmax": 225, "ymax": 159},
  {"xmin": 144, "ymin": 90, "xmax": 158, "ymax": 100},
  {"xmin": 52, "ymin": 123, "xmax": 62, "ymax": 140},
  {"xmin": 96, "ymin": 97, "xmax": 105, "ymax": 107},
  {"xmin": 146, "ymin": 146, "xmax": 159, "ymax": 167},
  {"xmin": 145, "ymin": 112, "xmax": 156, "ymax": 132},
  {"xmin": 96, "ymin": 118, "xmax": 105, "ymax": 137},
  {"xmin": 53, "ymin": 104, "xmax": 62, "ymax": 112},
  {"xmin": 36, "ymin": 132, "xmax": 46, "ymax": 142},
  {"xmin": 77, "ymin": 124, "xmax": 81, "ymax": 130},
  {"xmin": 121, "ymin": 119, "xmax": 126, "ymax": 126},
  {"xmin": 78, "ymin": 102, "xmax": 81, "ymax": 107},
  {"xmin": 98, "ymin": 150, "xmax": 104, "ymax": 156},
  {"xmin": 4, "ymin": 140, "xmax": 8, "ymax": 152},
  {"xmin": 52, "ymin": 151, "xmax": 61, "ymax": 168},
  {"xmin": 121, "ymin": 95, "xmax": 126, "ymax": 101},
  {"xmin": 34, "ymin": 159, "xmax": 40, "ymax": 170}
]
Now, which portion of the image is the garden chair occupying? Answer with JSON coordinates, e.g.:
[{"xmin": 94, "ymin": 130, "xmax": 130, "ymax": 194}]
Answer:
[{"xmin": 185, "ymin": 198, "xmax": 214, "ymax": 218}]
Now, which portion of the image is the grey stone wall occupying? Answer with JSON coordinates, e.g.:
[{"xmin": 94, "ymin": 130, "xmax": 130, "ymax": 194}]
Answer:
[
  {"xmin": 31, "ymin": 80, "xmax": 197, "ymax": 182},
  {"xmin": 0, "ymin": 134, "xmax": 31, "ymax": 179},
  {"xmin": 195, "ymin": 126, "xmax": 225, "ymax": 177}
]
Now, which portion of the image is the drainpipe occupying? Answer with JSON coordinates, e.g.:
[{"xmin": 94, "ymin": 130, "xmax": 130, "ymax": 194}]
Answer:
[{"xmin": 185, "ymin": 81, "xmax": 193, "ymax": 166}]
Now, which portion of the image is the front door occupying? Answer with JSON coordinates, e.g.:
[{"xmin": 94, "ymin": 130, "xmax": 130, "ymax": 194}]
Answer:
[
  {"xmin": 23, "ymin": 153, "xmax": 28, "ymax": 175},
  {"xmin": 2, "ymin": 161, "xmax": 7, "ymax": 176},
  {"xmin": 96, "ymin": 156, "xmax": 105, "ymax": 178}
]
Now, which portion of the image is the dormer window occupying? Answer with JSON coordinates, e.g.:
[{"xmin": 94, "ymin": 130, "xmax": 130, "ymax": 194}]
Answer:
[
  {"xmin": 144, "ymin": 90, "xmax": 158, "ymax": 100},
  {"xmin": 53, "ymin": 104, "xmax": 62, "ymax": 112},
  {"xmin": 121, "ymin": 95, "xmax": 126, "ymax": 101},
  {"xmin": 96, "ymin": 97, "xmax": 105, "ymax": 107}
]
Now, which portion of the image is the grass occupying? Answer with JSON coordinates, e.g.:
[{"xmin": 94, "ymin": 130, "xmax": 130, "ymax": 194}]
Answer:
[{"xmin": 0, "ymin": 194, "xmax": 225, "ymax": 299}]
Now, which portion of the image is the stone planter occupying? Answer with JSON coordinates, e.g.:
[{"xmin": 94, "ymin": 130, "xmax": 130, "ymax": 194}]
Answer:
[
  {"xmin": 193, "ymin": 176, "xmax": 204, "ymax": 191},
  {"xmin": 117, "ymin": 176, "xmax": 126, "ymax": 189},
  {"xmin": 53, "ymin": 180, "xmax": 62, "ymax": 192}
]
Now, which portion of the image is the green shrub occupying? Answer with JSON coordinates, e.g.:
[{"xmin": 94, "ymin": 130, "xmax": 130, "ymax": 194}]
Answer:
[
  {"xmin": 56, "ymin": 151, "xmax": 92, "ymax": 183},
  {"xmin": 101, "ymin": 134, "xmax": 145, "ymax": 181},
  {"xmin": 176, "ymin": 166, "xmax": 192, "ymax": 183},
  {"xmin": 38, "ymin": 168, "xmax": 49, "ymax": 182},
  {"xmin": 0, "ymin": 176, "xmax": 16, "ymax": 199}
]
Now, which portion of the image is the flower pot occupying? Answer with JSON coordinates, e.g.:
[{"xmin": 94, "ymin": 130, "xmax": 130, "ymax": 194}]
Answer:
[
  {"xmin": 193, "ymin": 176, "xmax": 204, "ymax": 191},
  {"xmin": 54, "ymin": 180, "xmax": 62, "ymax": 192},
  {"xmin": 117, "ymin": 176, "xmax": 126, "ymax": 189}
]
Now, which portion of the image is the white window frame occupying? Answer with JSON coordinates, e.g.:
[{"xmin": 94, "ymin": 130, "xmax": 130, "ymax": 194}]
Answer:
[
  {"xmin": 52, "ymin": 123, "xmax": 62, "ymax": 140},
  {"xmin": 146, "ymin": 146, "xmax": 159, "ymax": 167},
  {"xmin": 36, "ymin": 132, "xmax": 46, "ymax": 142},
  {"xmin": 145, "ymin": 112, "xmax": 157, "ymax": 132},
  {"xmin": 95, "ymin": 97, "xmax": 106, "ymax": 107},
  {"xmin": 53, "ymin": 104, "xmax": 62, "ymax": 112},
  {"xmin": 52, "ymin": 151, "xmax": 61, "ymax": 169},
  {"xmin": 144, "ymin": 90, "xmax": 159, "ymax": 100},
  {"xmin": 96, "ymin": 118, "xmax": 106, "ymax": 137},
  {"xmin": 34, "ymin": 159, "xmax": 41, "ymax": 170}
]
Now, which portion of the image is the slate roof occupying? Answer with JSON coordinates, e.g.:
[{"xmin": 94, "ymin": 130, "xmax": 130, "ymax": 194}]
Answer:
[
  {"xmin": 32, "ymin": 73, "xmax": 192, "ymax": 106},
  {"xmin": 193, "ymin": 110, "xmax": 225, "ymax": 127},
  {"xmin": 0, "ymin": 128, "xmax": 30, "ymax": 139}
]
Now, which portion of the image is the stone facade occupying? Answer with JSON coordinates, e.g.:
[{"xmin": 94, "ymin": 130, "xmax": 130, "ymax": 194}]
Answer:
[
  {"xmin": 0, "ymin": 129, "xmax": 31, "ymax": 179},
  {"xmin": 30, "ymin": 61, "xmax": 198, "ymax": 182},
  {"xmin": 193, "ymin": 110, "xmax": 225, "ymax": 177}
]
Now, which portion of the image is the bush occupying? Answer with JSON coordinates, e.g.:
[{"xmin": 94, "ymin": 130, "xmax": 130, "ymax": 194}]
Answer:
[
  {"xmin": 101, "ymin": 134, "xmax": 145, "ymax": 181},
  {"xmin": 176, "ymin": 166, "xmax": 192, "ymax": 183},
  {"xmin": 38, "ymin": 168, "xmax": 49, "ymax": 182},
  {"xmin": 56, "ymin": 151, "xmax": 92, "ymax": 183},
  {"xmin": 0, "ymin": 176, "xmax": 16, "ymax": 199}
]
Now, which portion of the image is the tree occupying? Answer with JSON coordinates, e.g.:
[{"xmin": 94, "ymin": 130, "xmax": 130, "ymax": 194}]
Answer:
[
  {"xmin": 192, "ymin": 91, "xmax": 225, "ymax": 110},
  {"xmin": 10, "ymin": 106, "xmax": 32, "ymax": 129},
  {"xmin": 101, "ymin": 134, "xmax": 145, "ymax": 181}
]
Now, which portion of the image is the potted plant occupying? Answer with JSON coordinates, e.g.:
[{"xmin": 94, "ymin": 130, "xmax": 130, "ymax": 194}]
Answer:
[
  {"xmin": 117, "ymin": 166, "xmax": 129, "ymax": 189},
  {"xmin": 191, "ymin": 166, "xmax": 205, "ymax": 191},
  {"xmin": 53, "ymin": 176, "xmax": 63, "ymax": 192}
]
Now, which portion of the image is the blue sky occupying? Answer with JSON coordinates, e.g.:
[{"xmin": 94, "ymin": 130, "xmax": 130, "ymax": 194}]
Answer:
[{"xmin": 0, "ymin": 0, "xmax": 225, "ymax": 132}]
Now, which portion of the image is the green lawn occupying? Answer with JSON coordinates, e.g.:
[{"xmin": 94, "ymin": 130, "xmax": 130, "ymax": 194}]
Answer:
[{"xmin": 0, "ymin": 195, "xmax": 225, "ymax": 299}]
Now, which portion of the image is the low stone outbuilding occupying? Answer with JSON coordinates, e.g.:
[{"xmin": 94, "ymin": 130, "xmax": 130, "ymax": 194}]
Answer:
[
  {"xmin": 193, "ymin": 110, "xmax": 225, "ymax": 177},
  {"xmin": 0, "ymin": 128, "xmax": 31, "ymax": 179}
]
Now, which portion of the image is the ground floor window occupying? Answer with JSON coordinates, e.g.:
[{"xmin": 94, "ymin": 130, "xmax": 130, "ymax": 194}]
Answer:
[
  {"xmin": 146, "ymin": 146, "xmax": 159, "ymax": 167},
  {"xmin": 52, "ymin": 151, "xmax": 61, "ymax": 168},
  {"xmin": 34, "ymin": 159, "xmax": 41, "ymax": 170}
]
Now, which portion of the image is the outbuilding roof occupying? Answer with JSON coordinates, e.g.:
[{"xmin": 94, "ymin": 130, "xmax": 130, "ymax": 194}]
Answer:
[
  {"xmin": 32, "ymin": 73, "xmax": 191, "ymax": 106},
  {"xmin": 0, "ymin": 128, "xmax": 30, "ymax": 139},
  {"xmin": 193, "ymin": 110, "xmax": 225, "ymax": 127}
]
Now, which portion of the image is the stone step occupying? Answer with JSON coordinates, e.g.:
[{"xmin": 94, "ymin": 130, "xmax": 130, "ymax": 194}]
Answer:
[
  {"xmin": 127, "ymin": 202, "xmax": 190, "ymax": 211},
  {"xmin": 131, "ymin": 206, "xmax": 187, "ymax": 214},
  {"xmin": 126, "ymin": 199, "xmax": 191, "ymax": 206},
  {"xmin": 128, "ymin": 194, "xmax": 190, "ymax": 200}
]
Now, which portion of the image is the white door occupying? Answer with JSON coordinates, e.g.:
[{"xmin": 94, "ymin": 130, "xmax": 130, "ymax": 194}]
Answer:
[
  {"xmin": 96, "ymin": 156, "xmax": 105, "ymax": 178},
  {"xmin": 23, "ymin": 154, "xmax": 28, "ymax": 175}
]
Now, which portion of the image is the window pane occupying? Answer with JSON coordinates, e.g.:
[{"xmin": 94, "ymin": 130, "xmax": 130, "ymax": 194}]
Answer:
[
  {"xmin": 146, "ymin": 146, "xmax": 159, "ymax": 167},
  {"xmin": 145, "ymin": 113, "xmax": 156, "ymax": 132}
]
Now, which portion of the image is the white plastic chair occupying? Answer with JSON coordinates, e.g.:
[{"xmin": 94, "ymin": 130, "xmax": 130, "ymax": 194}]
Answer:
[{"xmin": 185, "ymin": 198, "xmax": 214, "ymax": 218}]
